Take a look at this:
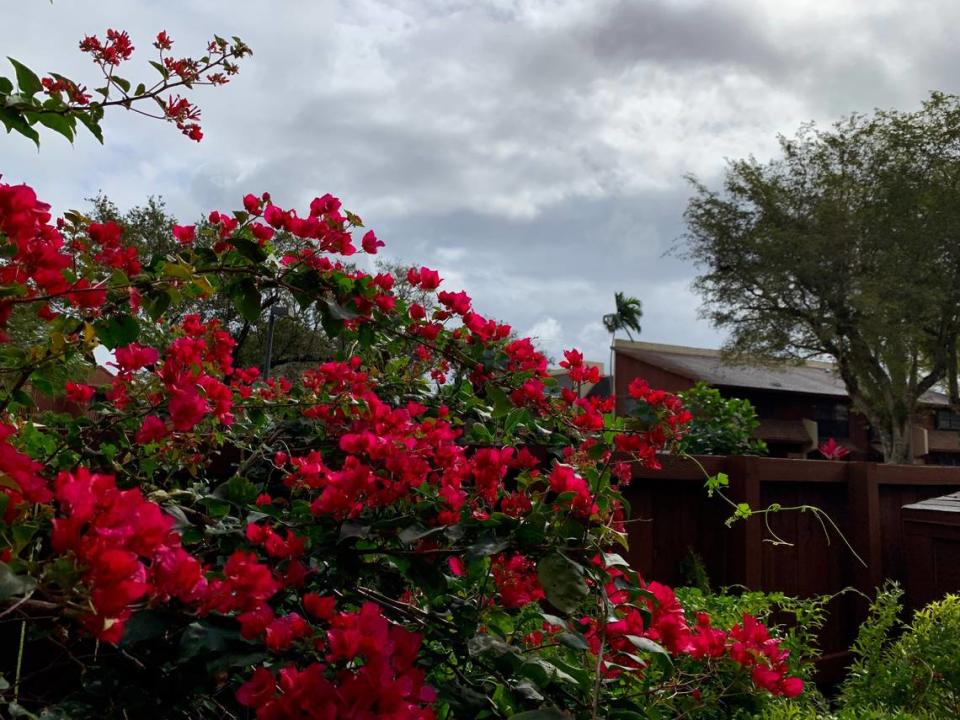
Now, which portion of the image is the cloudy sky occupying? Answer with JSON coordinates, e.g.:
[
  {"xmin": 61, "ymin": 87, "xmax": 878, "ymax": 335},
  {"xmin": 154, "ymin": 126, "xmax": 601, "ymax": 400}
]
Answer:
[{"xmin": 3, "ymin": 0, "xmax": 955, "ymax": 365}]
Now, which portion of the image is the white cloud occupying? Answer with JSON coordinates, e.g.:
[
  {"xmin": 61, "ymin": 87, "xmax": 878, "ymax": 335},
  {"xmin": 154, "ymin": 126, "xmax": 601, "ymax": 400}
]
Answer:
[{"xmin": 523, "ymin": 317, "xmax": 563, "ymax": 361}]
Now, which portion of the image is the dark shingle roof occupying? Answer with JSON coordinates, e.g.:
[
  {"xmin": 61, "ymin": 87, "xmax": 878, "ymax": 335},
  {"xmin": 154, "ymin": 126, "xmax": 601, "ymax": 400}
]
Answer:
[{"xmin": 615, "ymin": 340, "xmax": 949, "ymax": 406}]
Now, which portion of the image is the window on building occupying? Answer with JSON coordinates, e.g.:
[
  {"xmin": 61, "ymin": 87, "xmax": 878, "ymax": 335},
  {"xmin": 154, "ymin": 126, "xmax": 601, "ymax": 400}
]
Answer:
[
  {"xmin": 936, "ymin": 410, "xmax": 960, "ymax": 431},
  {"xmin": 815, "ymin": 401, "xmax": 849, "ymax": 439}
]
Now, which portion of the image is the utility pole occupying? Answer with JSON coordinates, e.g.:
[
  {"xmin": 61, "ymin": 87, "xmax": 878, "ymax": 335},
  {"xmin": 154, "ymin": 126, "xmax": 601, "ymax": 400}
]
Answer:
[{"xmin": 262, "ymin": 304, "xmax": 289, "ymax": 380}]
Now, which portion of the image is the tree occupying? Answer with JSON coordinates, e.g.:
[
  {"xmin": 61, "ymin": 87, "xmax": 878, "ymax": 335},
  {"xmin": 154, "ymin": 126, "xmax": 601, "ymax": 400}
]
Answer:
[
  {"xmin": 602, "ymin": 292, "xmax": 643, "ymax": 342},
  {"xmin": 602, "ymin": 291, "xmax": 643, "ymax": 389},
  {"xmin": 683, "ymin": 92, "xmax": 960, "ymax": 464}
]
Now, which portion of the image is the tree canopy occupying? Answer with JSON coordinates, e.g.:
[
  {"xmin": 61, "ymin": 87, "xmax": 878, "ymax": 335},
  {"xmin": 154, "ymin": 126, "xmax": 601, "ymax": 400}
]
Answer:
[{"xmin": 683, "ymin": 92, "xmax": 960, "ymax": 463}]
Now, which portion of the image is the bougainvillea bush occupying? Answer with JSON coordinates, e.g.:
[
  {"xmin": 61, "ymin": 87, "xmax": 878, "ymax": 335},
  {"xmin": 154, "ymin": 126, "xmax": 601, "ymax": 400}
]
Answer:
[
  {"xmin": 0, "ymin": 27, "xmax": 807, "ymax": 720},
  {"xmin": 0, "ymin": 181, "xmax": 808, "ymax": 719}
]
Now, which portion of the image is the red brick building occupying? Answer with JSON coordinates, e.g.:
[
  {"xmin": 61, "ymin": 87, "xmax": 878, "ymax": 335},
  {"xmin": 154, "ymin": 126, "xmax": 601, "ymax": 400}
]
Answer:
[{"xmin": 613, "ymin": 340, "xmax": 959, "ymax": 464}]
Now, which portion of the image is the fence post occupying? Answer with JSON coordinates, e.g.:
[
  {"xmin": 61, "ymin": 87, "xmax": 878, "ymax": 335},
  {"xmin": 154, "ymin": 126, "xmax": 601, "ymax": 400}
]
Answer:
[
  {"xmin": 727, "ymin": 455, "xmax": 763, "ymax": 589},
  {"xmin": 847, "ymin": 462, "xmax": 883, "ymax": 595}
]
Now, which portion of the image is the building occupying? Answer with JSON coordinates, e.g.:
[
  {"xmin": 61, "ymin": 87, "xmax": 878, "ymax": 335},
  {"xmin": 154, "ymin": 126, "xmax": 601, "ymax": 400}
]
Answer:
[{"xmin": 613, "ymin": 340, "xmax": 960, "ymax": 464}]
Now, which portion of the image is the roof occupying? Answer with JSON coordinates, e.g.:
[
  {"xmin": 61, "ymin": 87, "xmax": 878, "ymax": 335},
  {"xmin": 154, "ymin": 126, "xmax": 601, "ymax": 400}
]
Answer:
[{"xmin": 614, "ymin": 340, "xmax": 949, "ymax": 405}]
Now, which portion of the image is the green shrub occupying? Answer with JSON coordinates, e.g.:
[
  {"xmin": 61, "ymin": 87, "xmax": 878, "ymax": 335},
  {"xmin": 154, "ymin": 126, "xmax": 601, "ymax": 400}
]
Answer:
[
  {"xmin": 677, "ymin": 382, "xmax": 768, "ymax": 456},
  {"xmin": 756, "ymin": 703, "xmax": 938, "ymax": 719},
  {"xmin": 840, "ymin": 584, "xmax": 960, "ymax": 717}
]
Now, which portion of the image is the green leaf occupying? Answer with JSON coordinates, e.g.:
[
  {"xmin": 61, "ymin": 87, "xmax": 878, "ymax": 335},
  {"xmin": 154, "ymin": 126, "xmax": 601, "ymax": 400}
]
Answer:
[
  {"xmin": 11, "ymin": 522, "xmax": 39, "ymax": 551},
  {"xmin": 485, "ymin": 609, "xmax": 515, "ymax": 637},
  {"xmin": 0, "ymin": 561, "xmax": 37, "ymax": 600},
  {"xmin": 8, "ymin": 58, "xmax": 42, "ymax": 97},
  {"xmin": 624, "ymin": 635, "xmax": 672, "ymax": 664},
  {"xmin": 213, "ymin": 476, "xmax": 258, "ymax": 505},
  {"xmin": 112, "ymin": 76, "xmax": 131, "ymax": 93},
  {"xmin": 75, "ymin": 111, "xmax": 104, "ymax": 144},
  {"xmin": 705, "ymin": 471, "xmax": 729, "ymax": 497},
  {"xmin": 513, "ymin": 681, "xmax": 544, "ymax": 702},
  {"xmin": 487, "ymin": 384, "xmax": 512, "ymax": 418},
  {"xmin": 358, "ymin": 322, "xmax": 375, "ymax": 348},
  {"xmin": 7, "ymin": 702, "xmax": 40, "ymax": 719},
  {"xmin": 467, "ymin": 633, "xmax": 514, "ymax": 657},
  {"xmin": 232, "ymin": 236, "xmax": 268, "ymax": 263},
  {"xmin": 35, "ymin": 111, "xmax": 75, "ymax": 142},
  {"xmin": 398, "ymin": 524, "xmax": 445, "ymax": 544},
  {"xmin": 508, "ymin": 711, "xmax": 572, "ymax": 720},
  {"xmin": 143, "ymin": 289, "xmax": 172, "ymax": 321},
  {"xmin": 466, "ymin": 536, "xmax": 510, "ymax": 559},
  {"xmin": 323, "ymin": 298, "xmax": 360, "ymax": 321},
  {"xmin": 537, "ymin": 553, "xmax": 589, "ymax": 614},
  {"xmin": 119, "ymin": 610, "xmax": 174, "ymax": 646},
  {"xmin": 556, "ymin": 631, "xmax": 589, "ymax": 650},
  {"xmin": 319, "ymin": 304, "xmax": 344, "ymax": 338},
  {"xmin": 149, "ymin": 60, "xmax": 170, "ymax": 79},
  {"xmin": 179, "ymin": 621, "xmax": 251, "ymax": 661},
  {"xmin": 0, "ymin": 106, "xmax": 39, "ymax": 147},
  {"xmin": 0, "ymin": 75, "xmax": 13, "ymax": 94},
  {"xmin": 338, "ymin": 522, "xmax": 370, "ymax": 541},
  {"xmin": 519, "ymin": 657, "xmax": 579, "ymax": 686},
  {"xmin": 161, "ymin": 261, "xmax": 195, "ymax": 279},
  {"xmin": 602, "ymin": 552, "xmax": 630, "ymax": 568},
  {"xmin": 229, "ymin": 278, "xmax": 262, "ymax": 323},
  {"xmin": 492, "ymin": 684, "xmax": 516, "ymax": 715},
  {"xmin": 94, "ymin": 315, "xmax": 141, "ymax": 349},
  {"xmin": 200, "ymin": 497, "xmax": 231, "ymax": 518}
]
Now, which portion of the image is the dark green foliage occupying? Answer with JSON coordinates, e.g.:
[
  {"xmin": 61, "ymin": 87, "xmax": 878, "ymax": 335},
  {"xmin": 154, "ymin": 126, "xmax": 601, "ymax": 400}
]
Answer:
[{"xmin": 677, "ymin": 382, "xmax": 768, "ymax": 456}]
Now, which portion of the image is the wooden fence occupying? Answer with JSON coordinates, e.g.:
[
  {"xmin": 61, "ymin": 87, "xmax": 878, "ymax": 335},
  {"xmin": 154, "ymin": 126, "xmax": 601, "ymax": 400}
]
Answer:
[{"xmin": 623, "ymin": 456, "xmax": 960, "ymax": 682}]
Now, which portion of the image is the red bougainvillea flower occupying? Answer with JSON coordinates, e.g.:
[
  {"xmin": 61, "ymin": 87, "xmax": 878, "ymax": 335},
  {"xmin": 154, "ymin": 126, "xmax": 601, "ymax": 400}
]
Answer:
[
  {"xmin": 407, "ymin": 266, "xmax": 441, "ymax": 291},
  {"xmin": 172, "ymin": 224, "xmax": 196, "ymax": 244},
  {"xmin": 491, "ymin": 553, "xmax": 545, "ymax": 609},
  {"xmin": 361, "ymin": 230, "xmax": 384, "ymax": 254},
  {"xmin": 65, "ymin": 382, "xmax": 95, "ymax": 404}
]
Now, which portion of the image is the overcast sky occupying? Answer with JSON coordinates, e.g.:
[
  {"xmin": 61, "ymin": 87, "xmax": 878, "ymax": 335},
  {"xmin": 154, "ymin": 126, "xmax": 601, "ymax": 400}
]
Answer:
[{"xmin": 3, "ymin": 0, "xmax": 956, "ymax": 365}]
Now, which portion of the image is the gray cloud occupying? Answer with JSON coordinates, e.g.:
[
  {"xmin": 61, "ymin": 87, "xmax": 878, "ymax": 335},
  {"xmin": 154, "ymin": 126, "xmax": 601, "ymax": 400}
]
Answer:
[{"xmin": 3, "ymin": 0, "xmax": 958, "ymax": 363}]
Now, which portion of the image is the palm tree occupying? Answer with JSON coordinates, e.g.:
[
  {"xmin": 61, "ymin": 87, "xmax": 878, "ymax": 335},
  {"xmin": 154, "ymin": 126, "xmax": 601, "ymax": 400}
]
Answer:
[{"xmin": 602, "ymin": 292, "xmax": 643, "ymax": 392}]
